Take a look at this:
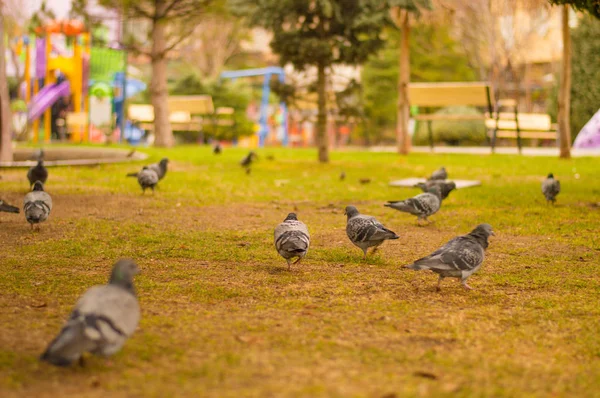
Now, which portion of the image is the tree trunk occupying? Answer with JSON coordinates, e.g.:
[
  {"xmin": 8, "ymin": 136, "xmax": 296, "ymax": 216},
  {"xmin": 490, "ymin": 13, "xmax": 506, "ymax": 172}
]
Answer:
[
  {"xmin": 316, "ymin": 62, "xmax": 329, "ymax": 163},
  {"xmin": 150, "ymin": 6, "xmax": 173, "ymax": 148},
  {"xmin": 0, "ymin": 8, "xmax": 13, "ymax": 162},
  {"xmin": 557, "ymin": 5, "xmax": 571, "ymax": 159},
  {"xmin": 396, "ymin": 10, "xmax": 411, "ymax": 155}
]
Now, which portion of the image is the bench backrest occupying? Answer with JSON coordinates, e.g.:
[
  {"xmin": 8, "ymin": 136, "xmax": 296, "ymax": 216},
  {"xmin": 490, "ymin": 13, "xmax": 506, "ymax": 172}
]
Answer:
[
  {"xmin": 409, "ymin": 82, "xmax": 492, "ymax": 107},
  {"xmin": 168, "ymin": 96, "xmax": 214, "ymax": 115},
  {"xmin": 129, "ymin": 104, "xmax": 154, "ymax": 122},
  {"xmin": 485, "ymin": 113, "xmax": 552, "ymax": 131}
]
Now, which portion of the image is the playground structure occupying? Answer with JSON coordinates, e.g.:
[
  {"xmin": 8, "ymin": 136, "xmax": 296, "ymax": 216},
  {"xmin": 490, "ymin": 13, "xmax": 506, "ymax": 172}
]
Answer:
[
  {"xmin": 221, "ymin": 67, "xmax": 288, "ymax": 147},
  {"xmin": 16, "ymin": 20, "xmax": 146, "ymax": 144}
]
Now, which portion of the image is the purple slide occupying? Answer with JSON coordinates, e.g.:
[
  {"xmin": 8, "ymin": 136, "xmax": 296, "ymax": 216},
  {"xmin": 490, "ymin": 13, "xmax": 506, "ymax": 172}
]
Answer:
[{"xmin": 28, "ymin": 81, "xmax": 71, "ymax": 122}]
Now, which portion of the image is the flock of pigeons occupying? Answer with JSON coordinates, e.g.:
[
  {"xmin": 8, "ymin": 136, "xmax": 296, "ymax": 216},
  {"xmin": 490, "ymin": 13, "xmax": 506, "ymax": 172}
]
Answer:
[{"xmin": 0, "ymin": 150, "xmax": 562, "ymax": 368}]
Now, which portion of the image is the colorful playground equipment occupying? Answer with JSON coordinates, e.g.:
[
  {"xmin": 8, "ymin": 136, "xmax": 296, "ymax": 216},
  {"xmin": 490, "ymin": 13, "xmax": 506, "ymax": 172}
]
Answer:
[{"xmin": 21, "ymin": 20, "xmax": 90, "ymax": 143}]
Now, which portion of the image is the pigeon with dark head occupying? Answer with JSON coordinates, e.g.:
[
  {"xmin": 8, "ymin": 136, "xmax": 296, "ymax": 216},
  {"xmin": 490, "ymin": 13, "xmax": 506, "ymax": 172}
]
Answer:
[
  {"xmin": 345, "ymin": 205, "xmax": 399, "ymax": 258},
  {"xmin": 405, "ymin": 223, "xmax": 494, "ymax": 291},
  {"xmin": 274, "ymin": 213, "xmax": 310, "ymax": 270},
  {"xmin": 240, "ymin": 151, "xmax": 257, "ymax": 168},
  {"xmin": 542, "ymin": 173, "xmax": 560, "ymax": 204},
  {"xmin": 213, "ymin": 143, "xmax": 222, "ymax": 154},
  {"xmin": 385, "ymin": 186, "xmax": 442, "ymax": 222},
  {"xmin": 40, "ymin": 259, "xmax": 141, "ymax": 367},
  {"xmin": 23, "ymin": 181, "xmax": 52, "ymax": 230},
  {"xmin": 428, "ymin": 167, "xmax": 447, "ymax": 181},
  {"xmin": 137, "ymin": 167, "xmax": 159, "ymax": 194},
  {"xmin": 415, "ymin": 180, "xmax": 457, "ymax": 200},
  {"xmin": 126, "ymin": 158, "xmax": 169, "ymax": 180},
  {"xmin": 0, "ymin": 199, "xmax": 19, "ymax": 214},
  {"xmin": 27, "ymin": 160, "xmax": 48, "ymax": 187}
]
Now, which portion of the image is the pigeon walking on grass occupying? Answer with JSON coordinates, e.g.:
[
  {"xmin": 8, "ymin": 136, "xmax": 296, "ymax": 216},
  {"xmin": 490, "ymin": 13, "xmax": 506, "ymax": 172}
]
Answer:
[
  {"xmin": 385, "ymin": 186, "xmax": 442, "ymax": 223},
  {"xmin": 274, "ymin": 213, "xmax": 310, "ymax": 270},
  {"xmin": 24, "ymin": 181, "xmax": 52, "ymax": 230},
  {"xmin": 0, "ymin": 199, "xmax": 19, "ymax": 214},
  {"xmin": 345, "ymin": 205, "xmax": 399, "ymax": 258},
  {"xmin": 213, "ymin": 143, "xmax": 222, "ymax": 154},
  {"xmin": 240, "ymin": 151, "xmax": 257, "ymax": 168},
  {"xmin": 428, "ymin": 167, "xmax": 447, "ymax": 181},
  {"xmin": 40, "ymin": 259, "xmax": 140, "ymax": 367},
  {"xmin": 542, "ymin": 173, "xmax": 560, "ymax": 204},
  {"xmin": 137, "ymin": 167, "xmax": 159, "ymax": 194},
  {"xmin": 405, "ymin": 223, "xmax": 494, "ymax": 291},
  {"xmin": 127, "ymin": 158, "xmax": 169, "ymax": 181},
  {"xmin": 415, "ymin": 180, "xmax": 457, "ymax": 200},
  {"xmin": 27, "ymin": 159, "xmax": 48, "ymax": 187}
]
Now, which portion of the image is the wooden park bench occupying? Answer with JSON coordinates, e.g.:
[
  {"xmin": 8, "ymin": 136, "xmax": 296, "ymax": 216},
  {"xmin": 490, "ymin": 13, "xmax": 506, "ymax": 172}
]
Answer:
[
  {"xmin": 128, "ymin": 95, "xmax": 214, "ymax": 133},
  {"xmin": 409, "ymin": 82, "xmax": 493, "ymax": 150}
]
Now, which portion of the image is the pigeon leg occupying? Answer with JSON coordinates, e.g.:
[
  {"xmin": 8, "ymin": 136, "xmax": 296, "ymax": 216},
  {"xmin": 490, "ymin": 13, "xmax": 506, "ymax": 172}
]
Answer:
[
  {"xmin": 293, "ymin": 257, "xmax": 302, "ymax": 265},
  {"xmin": 78, "ymin": 356, "xmax": 86, "ymax": 368},
  {"xmin": 461, "ymin": 280, "xmax": 473, "ymax": 290},
  {"xmin": 436, "ymin": 276, "xmax": 444, "ymax": 291},
  {"xmin": 362, "ymin": 248, "xmax": 368, "ymax": 259},
  {"xmin": 30, "ymin": 223, "xmax": 33, "ymax": 231},
  {"xmin": 286, "ymin": 259, "xmax": 291, "ymax": 270}
]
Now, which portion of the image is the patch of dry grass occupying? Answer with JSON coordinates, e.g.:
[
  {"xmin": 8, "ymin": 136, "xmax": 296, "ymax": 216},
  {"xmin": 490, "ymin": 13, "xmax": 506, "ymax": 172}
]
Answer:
[{"xmin": 1, "ymin": 146, "xmax": 599, "ymax": 397}]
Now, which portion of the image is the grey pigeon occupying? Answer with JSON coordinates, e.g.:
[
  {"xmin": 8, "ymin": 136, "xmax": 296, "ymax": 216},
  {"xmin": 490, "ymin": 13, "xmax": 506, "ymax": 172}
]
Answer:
[
  {"xmin": 213, "ymin": 143, "xmax": 222, "ymax": 154},
  {"xmin": 405, "ymin": 223, "xmax": 494, "ymax": 291},
  {"xmin": 385, "ymin": 186, "xmax": 442, "ymax": 222},
  {"xmin": 137, "ymin": 167, "xmax": 159, "ymax": 194},
  {"xmin": 542, "ymin": 173, "xmax": 560, "ymax": 204},
  {"xmin": 0, "ymin": 199, "xmax": 19, "ymax": 214},
  {"xmin": 23, "ymin": 181, "xmax": 52, "ymax": 230},
  {"xmin": 428, "ymin": 167, "xmax": 447, "ymax": 181},
  {"xmin": 415, "ymin": 180, "xmax": 456, "ymax": 200},
  {"xmin": 240, "ymin": 151, "xmax": 257, "ymax": 168},
  {"xmin": 345, "ymin": 205, "xmax": 399, "ymax": 258},
  {"xmin": 40, "ymin": 259, "xmax": 140, "ymax": 367},
  {"xmin": 274, "ymin": 213, "xmax": 310, "ymax": 269},
  {"xmin": 127, "ymin": 158, "xmax": 169, "ymax": 180},
  {"xmin": 27, "ymin": 160, "xmax": 48, "ymax": 186}
]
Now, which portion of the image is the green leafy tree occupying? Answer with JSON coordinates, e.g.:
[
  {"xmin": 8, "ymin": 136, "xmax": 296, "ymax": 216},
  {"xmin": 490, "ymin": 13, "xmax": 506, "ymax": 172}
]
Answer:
[
  {"xmin": 548, "ymin": 0, "xmax": 600, "ymax": 158},
  {"xmin": 361, "ymin": 23, "xmax": 476, "ymax": 144},
  {"xmin": 100, "ymin": 0, "xmax": 216, "ymax": 148},
  {"xmin": 233, "ymin": 0, "xmax": 392, "ymax": 163}
]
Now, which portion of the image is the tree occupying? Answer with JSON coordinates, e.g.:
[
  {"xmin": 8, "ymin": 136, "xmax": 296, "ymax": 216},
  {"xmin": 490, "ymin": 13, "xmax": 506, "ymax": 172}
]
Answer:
[
  {"xmin": 0, "ymin": 1, "xmax": 14, "ymax": 162},
  {"xmin": 548, "ymin": 0, "xmax": 599, "ymax": 158},
  {"xmin": 234, "ymin": 0, "xmax": 391, "ymax": 163},
  {"xmin": 100, "ymin": 0, "xmax": 216, "ymax": 147},
  {"xmin": 390, "ymin": 0, "xmax": 432, "ymax": 155}
]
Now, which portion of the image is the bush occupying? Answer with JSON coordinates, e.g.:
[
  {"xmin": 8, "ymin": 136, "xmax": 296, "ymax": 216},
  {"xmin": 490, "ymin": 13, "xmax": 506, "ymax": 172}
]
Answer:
[{"xmin": 413, "ymin": 106, "xmax": 487, "ymax": 146}]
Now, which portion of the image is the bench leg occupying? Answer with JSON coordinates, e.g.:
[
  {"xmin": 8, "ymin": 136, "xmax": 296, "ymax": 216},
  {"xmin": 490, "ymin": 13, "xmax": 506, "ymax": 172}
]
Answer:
[{"xmin": 427, "ymin": 121, "xmax": 434, "ymax": 151}]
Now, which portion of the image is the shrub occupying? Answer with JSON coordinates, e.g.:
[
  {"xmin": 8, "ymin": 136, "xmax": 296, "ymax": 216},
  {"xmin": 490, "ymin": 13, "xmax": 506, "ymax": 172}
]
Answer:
[{"xmin": 413, "ymin": 106, "xmax": 487, "ymax": 146}]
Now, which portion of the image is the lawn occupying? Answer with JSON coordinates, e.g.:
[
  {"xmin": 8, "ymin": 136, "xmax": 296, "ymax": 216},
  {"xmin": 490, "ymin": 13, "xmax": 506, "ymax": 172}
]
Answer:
[{"xmin": 1, "ymin": 146, "xmax": 599, "ymax": 397}]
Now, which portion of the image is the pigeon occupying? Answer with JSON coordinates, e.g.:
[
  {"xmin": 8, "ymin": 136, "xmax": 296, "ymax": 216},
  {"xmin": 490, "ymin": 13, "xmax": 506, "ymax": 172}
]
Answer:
[
  {"xmin": 359, "ymin": 178, "xmax": 371, "ymax": 185},
  {"xmin": 274, "ymin": 213, "xmax": 310, "ymax": 269},
  {"xmin": 0, "ymin": 199, "xmax": 19, "ymax": 213},
  {"xmin": 385, "ymin": 186, "xmax": 442, "ymax": 222},
  {"xmin": 137, "ymin": 167, "xmax": 159, "ymax": 194},
  {"xmin": 542, "ymin": 173, "xmax": 560, "ymax": 204},
  {"xmin": 340, "ymin": 171, "xmax": 346, "ymax": 181},
  {"xmin": 405, "ymin": 223, "xmax": 494, "ymax": 291},
  {"xmin": 23, "ymin": 181, "xmax": 52, "ymax": 230},
  {"xmin": 428, "ymin": 167, "xmax": 447, "ymax": 181},
  {"xmin": 415, "ymin": 180, "xmax": 457, "ymax": 200},
  {"xmin": 240, "ymin": 151, "xmax": 257, "ymax": 168},
  {"xmin": 345, "ymin": 205, "xmax": 399, "ymax": 258},
  {"xmin": 27, "ymin": 160, "xmax": 48, "ymax": 187},
  {"xmin": 40, "ymin": 259, "xmax": 141, "ymax": 367},
  {"xmin": 213, "ymin": 143, "xmax": 222, "ymax": 154},
  {"xmin": 127, "ymin": 158, "xmax": 169, "ymax": 180}
]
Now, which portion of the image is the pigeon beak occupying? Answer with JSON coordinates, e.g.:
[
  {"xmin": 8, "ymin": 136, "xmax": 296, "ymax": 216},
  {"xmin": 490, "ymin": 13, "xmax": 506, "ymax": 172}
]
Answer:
[{"xmin": 490, "ymin": 231, "xmax": 495, "ymax": 236}]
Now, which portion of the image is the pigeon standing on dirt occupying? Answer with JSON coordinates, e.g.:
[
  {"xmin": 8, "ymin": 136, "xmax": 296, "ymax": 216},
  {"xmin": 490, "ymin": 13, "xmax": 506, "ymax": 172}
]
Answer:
[
  {"xmin": 405, "ymin": 223, "xmax": 494, "ymax": 291},
  {"xmin": 542, "ymin": 173, "xmax": 560, "ymax": 204},
  {"xmin": 345, "ymin": 205, "xmax": 399, "ymax": 258},
  {"xmin": 415, "ymin": 180, "xmax": 457, "ymax": 200},
  {"xmin": 274, "ymin": 213, "xmax": 310, "ymax": 269},
  {"xmin": 40, "ymin": 259, "xmax": 141, "ymax": 367},
  {"xmin": 137, "ymin": 167, "xmax": 159, "ymax": 194},
  {"xmin": 27, "ymin": 160, "xmax": 48, "ymax": 187},
  {"xmin": 127, "ymin": 158, "xmax": 169, "ymax": 181},
  {"xmin": 428, "ymin": 167, "xmax": 447, "ymax": 181},
  {"xmin": 0, "ymin": 199, "xmax": 19, "ymax": 214},
  {"xmin": 23, "ymin": 181, "xmax": 52, "ymax": 230},
  {"xmin": 385, "ymin": 186, "xmax": 442, "ymax": 222}
]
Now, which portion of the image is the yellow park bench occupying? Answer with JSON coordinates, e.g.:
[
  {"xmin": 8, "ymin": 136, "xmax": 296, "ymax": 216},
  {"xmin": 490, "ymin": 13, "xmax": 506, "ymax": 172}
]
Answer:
[{"xmin": 128, "ymin": 95, "xmax": 214, "ymax": 132}]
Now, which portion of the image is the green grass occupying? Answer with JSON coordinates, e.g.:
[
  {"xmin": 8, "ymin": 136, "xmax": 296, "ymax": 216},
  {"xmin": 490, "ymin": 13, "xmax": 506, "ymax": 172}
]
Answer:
[{"xmin": 1, "ymin": 145, "xmax": 599, "ymax": 397}]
